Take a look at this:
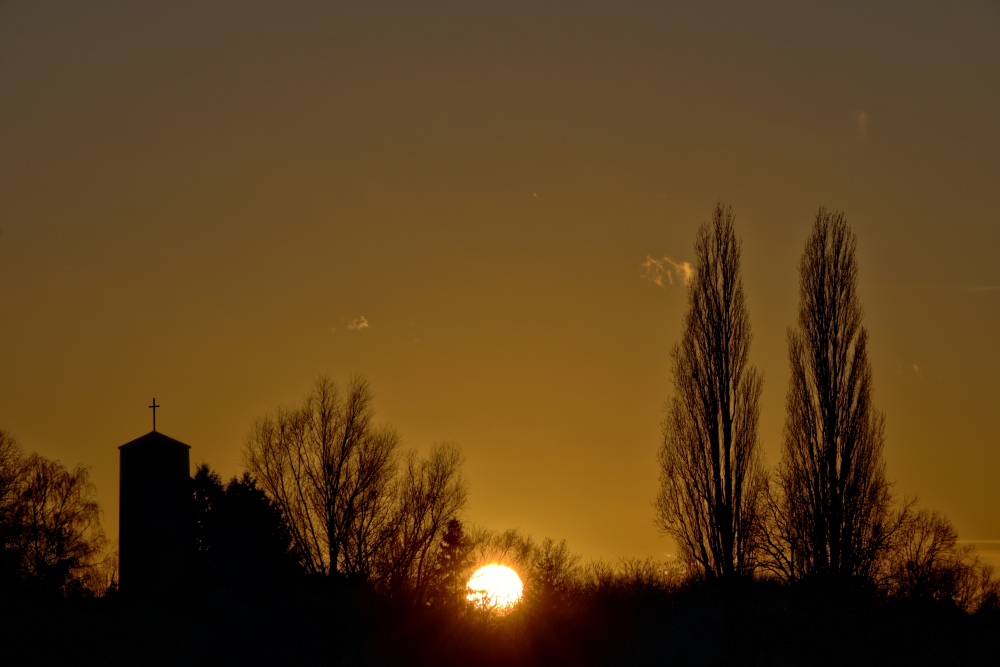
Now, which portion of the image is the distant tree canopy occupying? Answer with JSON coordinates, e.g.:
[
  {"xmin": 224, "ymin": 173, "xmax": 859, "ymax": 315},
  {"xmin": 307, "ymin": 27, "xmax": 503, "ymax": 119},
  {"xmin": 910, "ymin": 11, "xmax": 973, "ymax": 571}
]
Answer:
[
  {"xmin": 243, "ymin": 375, "xmax": 467, "ymax": 600},
  {"xmin": 0, "ymin": 430, "xmax": 106, "ymax": 596}
]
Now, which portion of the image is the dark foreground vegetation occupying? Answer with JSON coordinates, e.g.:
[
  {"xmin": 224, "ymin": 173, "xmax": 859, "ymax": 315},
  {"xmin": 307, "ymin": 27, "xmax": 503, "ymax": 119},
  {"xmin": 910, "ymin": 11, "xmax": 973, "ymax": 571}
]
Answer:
[{"xmin": 2, "ymin": 570, "xmax": 998, "ymax": 666}]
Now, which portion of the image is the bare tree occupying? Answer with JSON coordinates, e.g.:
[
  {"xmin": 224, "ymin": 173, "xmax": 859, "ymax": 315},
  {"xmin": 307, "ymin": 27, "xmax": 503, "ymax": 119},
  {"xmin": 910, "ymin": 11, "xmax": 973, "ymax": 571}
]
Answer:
[
  {"xmin": 472, "ymin": 527, "xmax": 536, "ymax": 578},
  {"xmin": 528, "ymin": 537, "xmax": 582, "ymax": 612},
  {"xmin": 0, "ymin": 431, "xmax": 24, "ymax": 509},
  {"xmin": 883, "ymin": 508, "xmax": 1000, "ymax": 612},
  {"xmin": 79, "ymin": 542, "xmax": 119, "ymax": 597},
  {"xmin": 766, "ymin": 209, "xmax": 894, "ymax": 582},
  {"xmin": 17, "ymin": 453, "xmax": 106, "ymax": 594},
  {"xmin": 0, "ymin": 430, "xmax": 26, "ymax": 586},
  {"xmin": 244, "ymin": 376, "xmax": 467, "ymax": 590},
  {"xmin": 1, "ymin": 431, "xmax": 109, "ymax": 595},
  {"xmin": 378, "ymin": 442, "xmax": 468, "ymax": 601},
  {"xmin": 655, "ymin": 204, "xmax": 765, "ymax": 578},
  {"xmin": 244, "ymin": 375, "xmax": 401, "ymax": 578}
]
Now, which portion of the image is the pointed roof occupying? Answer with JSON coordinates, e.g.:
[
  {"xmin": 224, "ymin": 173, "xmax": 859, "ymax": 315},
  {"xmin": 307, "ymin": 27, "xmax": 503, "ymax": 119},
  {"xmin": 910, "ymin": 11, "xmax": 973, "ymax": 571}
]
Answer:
[{"xmin": 119, "ymin": 430, "xmax": 191, "ymax": 450}]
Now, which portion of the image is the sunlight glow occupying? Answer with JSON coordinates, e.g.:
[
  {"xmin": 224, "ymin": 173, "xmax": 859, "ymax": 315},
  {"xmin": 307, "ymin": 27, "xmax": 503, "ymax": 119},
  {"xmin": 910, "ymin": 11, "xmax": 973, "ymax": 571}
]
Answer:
[{"xmin": 466, "ymin": 564, "xmax": 523, "ymax": 612}]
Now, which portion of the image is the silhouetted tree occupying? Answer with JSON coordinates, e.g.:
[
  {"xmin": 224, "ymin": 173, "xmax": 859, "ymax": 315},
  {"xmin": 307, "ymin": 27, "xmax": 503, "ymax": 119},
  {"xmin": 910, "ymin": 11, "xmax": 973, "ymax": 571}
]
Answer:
[
  {"xmin": 765, "ymin": 210, "xmax": 895, "ymax": 583},
  {"xmin": 655, "ymin": 204, "xmax": 765, "ymax": 578},
  {"xmin": 16, "ymin": 452, "xmax": 105, "ymax": 594},
  {"xmin": 0, "ymin": 431, "xmax": 26, "ymax": 589},
  {"xmin": 379, "ymin": 443, "xmax": 467, "ymax": 602},
  {"xmin": 0, "ymin": 432, "xmax": 112, "ymax": 596},
  {"xmin": 244, "ymin": 375, "xmax": 400, "ymax": 578},
  {"xmin": 528, "ymin": 537, "xmax": 581, "ymax": 612},
  {"xmin": 244, "ymin": 376, "xmax": 466, "ymax": 590},
  {"xmin": 0, "ymin": 431, "xmax": 23, "ymax": 506},
  {"xmin": 224, "ymin": 472, "xmax": 302, "ymax": 581},
  {"xmin": 191, "ymin": 464, "xmax": 227, "ymax": 584},
  {"xmin": 191, "ymin": 463, "xmax": 300, "ymax": 590},
  {"xmin": 884, "ymin": 508, "xmax": 999, "ymax": 611},
  {"xmin": 426, "ymin": 518, "xmax": 476, "ymax": 608},
  {"xmin": 80, "ymin": 542, "xmax": 118, "ymax": 596}
]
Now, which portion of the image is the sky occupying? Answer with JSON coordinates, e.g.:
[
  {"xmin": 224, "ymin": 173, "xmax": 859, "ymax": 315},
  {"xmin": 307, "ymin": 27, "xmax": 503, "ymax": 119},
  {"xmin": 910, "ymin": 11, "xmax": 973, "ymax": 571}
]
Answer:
[{"xmin": 2, "ymin": 0, "xmax": 998, "ymax": 568}]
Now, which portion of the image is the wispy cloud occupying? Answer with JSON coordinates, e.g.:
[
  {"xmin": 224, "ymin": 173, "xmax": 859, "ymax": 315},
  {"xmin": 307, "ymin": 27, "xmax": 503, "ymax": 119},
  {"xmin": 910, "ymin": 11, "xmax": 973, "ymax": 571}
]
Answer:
[
  {"xmin": 854, "ymin": 110, "xmax": 869, "ymax": 140},
  {"xmin": 348, "ymin": 316, "xmax": 369, "ymax": 331},
  {"xmin": 642, "ymin": 255, "xmax": 693, "ymax": 288},
  {"xmin": 964, "ymin": 285, "xmax": 1000, "ymax": 293}
]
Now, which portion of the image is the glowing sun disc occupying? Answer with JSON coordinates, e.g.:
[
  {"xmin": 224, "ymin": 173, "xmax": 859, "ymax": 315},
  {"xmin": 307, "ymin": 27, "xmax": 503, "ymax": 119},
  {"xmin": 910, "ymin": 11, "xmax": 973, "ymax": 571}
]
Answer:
[{"xmin": 466, "ymin": 564, "xmax": 524, "ymax": 611}]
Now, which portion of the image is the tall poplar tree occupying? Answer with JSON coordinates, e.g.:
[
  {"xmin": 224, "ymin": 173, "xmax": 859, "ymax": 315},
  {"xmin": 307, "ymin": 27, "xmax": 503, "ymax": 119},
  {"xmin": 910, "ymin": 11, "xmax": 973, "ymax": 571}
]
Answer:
[
  {"xmin": 655, "ymin": 204, "xmax": 764, "ymax": 578},
  {"xmin": 768, "ymin": 209, "xmax": 894, "ymax": 582}
]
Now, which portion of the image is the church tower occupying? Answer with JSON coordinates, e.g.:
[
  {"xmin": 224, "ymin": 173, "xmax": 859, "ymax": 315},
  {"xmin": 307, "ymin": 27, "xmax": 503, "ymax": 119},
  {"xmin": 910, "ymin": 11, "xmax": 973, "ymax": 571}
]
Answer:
[{"xmin": 118, "ymin": 399, "xmax": 193, "ymax": 595}]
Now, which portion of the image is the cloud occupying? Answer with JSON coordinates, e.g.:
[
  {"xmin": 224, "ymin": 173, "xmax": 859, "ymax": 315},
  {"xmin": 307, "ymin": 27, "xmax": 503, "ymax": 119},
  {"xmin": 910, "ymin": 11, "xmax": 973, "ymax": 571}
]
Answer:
[
  {"xmin": 854, "ymin": 110, "xmax": 869, "ymax": 139},
  {"xmin": 964, "ymin": 285, "xmax": 1000, "ymax": 293},
  {"xmin": 348, "ymin": 316, "xmax": 369, "ymax": 331},
  {"xmin": 642, "ymin": 254, "xmax": 693, "ymax": 288}
]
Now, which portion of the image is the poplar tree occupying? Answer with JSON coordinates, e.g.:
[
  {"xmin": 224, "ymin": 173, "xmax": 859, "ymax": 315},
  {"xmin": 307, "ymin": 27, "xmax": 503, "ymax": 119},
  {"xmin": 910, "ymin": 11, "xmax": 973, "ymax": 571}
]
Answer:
[
  {"xmin": 655, "ymin": 204, "xmax": 764, "ymax": 578},
  {"xmin": 767, "ymin": 209, "xmax": 894, "ymax": 582}
]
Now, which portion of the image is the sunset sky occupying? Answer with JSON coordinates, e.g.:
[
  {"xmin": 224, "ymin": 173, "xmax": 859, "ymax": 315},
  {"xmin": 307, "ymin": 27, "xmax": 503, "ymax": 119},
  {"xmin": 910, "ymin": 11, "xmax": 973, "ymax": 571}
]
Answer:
[{"xmin": 2, "ymin": 1, "xmax": 998, "ymax": 568}]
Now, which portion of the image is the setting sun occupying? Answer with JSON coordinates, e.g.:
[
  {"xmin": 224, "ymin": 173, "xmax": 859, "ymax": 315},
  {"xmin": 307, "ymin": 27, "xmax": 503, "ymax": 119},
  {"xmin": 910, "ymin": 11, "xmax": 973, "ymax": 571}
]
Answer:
[{"xmin": 466, "ymin": 564, "xmax": 524, "ymax": 612}]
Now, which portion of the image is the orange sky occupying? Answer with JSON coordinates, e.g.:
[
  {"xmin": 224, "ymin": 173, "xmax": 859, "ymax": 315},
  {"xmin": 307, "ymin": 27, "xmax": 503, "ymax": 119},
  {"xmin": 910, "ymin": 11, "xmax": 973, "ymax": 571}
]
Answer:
[{"xmin": 2, "ymin": 1, "xmax": 998, "ymax": 566}]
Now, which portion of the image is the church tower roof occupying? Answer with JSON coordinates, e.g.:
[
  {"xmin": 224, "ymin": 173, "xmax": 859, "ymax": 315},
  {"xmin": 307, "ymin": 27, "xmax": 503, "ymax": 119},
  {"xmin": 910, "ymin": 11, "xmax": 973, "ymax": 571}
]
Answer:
[{"xmin": 119, "ymin": 430, "xmax": 191, "ymax": 450}]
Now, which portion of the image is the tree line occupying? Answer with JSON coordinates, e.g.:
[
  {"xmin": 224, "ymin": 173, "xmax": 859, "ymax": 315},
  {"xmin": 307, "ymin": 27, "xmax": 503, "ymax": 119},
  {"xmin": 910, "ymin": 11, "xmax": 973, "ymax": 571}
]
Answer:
[{"xmin": 655, "ymin": 204, "xmax": 998, "ymax": 611}]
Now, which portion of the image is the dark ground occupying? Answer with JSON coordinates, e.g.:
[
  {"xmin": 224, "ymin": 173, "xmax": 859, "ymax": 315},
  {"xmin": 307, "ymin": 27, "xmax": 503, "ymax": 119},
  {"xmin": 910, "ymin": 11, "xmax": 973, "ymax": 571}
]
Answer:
[{"xmin": 3, "ymin": 580, "xmax": 997, "ymax": 666}]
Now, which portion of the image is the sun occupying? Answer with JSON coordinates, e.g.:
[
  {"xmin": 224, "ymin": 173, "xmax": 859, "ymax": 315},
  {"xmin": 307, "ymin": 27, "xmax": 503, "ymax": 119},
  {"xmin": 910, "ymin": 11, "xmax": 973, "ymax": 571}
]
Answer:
[{"xmin": 466, "ymin": 564, "xmax": 524, "ymax": 612}]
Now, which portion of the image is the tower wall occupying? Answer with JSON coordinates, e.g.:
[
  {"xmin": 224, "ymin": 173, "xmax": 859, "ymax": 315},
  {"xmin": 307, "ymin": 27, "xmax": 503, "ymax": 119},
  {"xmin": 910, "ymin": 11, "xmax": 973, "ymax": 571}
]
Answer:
[{"xmin": 119, "ymin": 432, "xmax": 193, "ymax": 595}]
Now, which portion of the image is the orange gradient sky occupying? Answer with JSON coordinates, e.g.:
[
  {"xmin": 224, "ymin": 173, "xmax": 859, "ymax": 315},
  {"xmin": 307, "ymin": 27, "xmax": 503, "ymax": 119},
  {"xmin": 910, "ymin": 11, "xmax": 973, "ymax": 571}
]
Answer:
[{"xmin": 2, "ymin": 1, "xmax": 998, "ymax": 566}]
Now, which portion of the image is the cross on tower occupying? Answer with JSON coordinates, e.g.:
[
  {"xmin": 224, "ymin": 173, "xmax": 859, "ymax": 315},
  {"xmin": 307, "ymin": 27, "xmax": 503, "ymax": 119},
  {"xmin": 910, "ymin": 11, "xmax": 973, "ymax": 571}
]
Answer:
[{"xmin": 149, "ymin": 398, "xmax": 160, "ymax": 432}]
